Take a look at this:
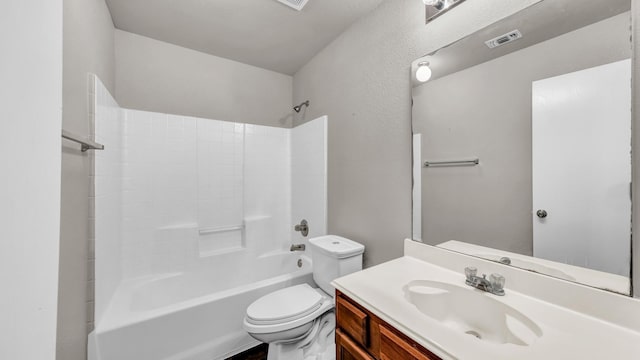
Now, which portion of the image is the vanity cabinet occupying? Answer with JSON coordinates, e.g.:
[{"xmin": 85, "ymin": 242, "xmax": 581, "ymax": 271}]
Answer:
[
  {"xmin": 336, "ymin": 291, "xmax": 441, "ymax": 360},
  {"xmin": 336, "ymin": 329, "xmax": 375, "ymax": 360}
]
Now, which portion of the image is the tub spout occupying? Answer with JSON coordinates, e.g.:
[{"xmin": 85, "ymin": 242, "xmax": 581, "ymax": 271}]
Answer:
[{"xmin": 290, "ymin": 244, "xmax": 306, "ymax": 252}]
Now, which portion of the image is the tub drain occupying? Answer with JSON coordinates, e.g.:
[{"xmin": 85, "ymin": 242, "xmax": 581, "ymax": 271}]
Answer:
[{"xmin": 465, "ymin": 330, "xmax": 482, "ymax": 339}]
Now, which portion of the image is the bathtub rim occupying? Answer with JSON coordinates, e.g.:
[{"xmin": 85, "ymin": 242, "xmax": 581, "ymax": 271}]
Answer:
[{"xmin": 95, "ymin": 254, "xmax": 313, "ymax": 334}]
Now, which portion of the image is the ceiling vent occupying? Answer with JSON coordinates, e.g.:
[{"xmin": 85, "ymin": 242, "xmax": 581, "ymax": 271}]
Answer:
[
  {"xmin": 485, "ymin": 30, "xmax": 523, "ymax": 49},
  {"xmin": 277, "ymin": 0, "xmax": 310, "ymax": 11}
]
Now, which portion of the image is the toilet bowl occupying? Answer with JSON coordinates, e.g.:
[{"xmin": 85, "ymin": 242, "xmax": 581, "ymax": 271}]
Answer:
[{"xmin": 243, "ymin": 235, "xmax": 364, "ymax": 360}]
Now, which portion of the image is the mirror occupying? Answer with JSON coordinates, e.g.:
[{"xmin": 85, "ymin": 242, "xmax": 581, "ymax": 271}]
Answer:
[{"xmin": 411, "ymin": 0, "xmax": 632, "ymax": 295}]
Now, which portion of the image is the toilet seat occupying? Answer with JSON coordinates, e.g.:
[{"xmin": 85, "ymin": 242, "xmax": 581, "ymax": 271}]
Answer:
[
  {"xmin": 244, "ymin": 284, "xmax": 334, "ymax": 335},
  {"xmin": 246, "ymin": 284, "xmax": 324, "ymax": 325}
]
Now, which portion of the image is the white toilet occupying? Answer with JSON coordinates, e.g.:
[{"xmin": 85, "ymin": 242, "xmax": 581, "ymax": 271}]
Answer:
[{"xmin": 243, "ymin": 235, "xmax": 364, "ymax": 360}]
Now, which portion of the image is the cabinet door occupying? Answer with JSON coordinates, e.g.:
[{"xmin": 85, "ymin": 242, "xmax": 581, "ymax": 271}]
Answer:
[
  {"xmin": 380, "ymin": 325, "xmax": 438, "ymax": 360},
  {"xmin": 336, "ymin": 329, "xmax": 375, "ymax": 360}
]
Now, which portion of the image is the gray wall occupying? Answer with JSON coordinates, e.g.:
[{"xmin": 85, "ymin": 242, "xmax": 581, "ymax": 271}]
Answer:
[
  {"xmin": 59, "ymin": 0, "xmax": 115, "ymax": 359},
  {"xmin": 115, "ymin": 30, "xmax": 294, "ymax": 128},
  {"xmin": 292, "ymin": 0, "xmax": 541, "ymax": 267},
  {"xmin": 413, "ymin": 13, "xmax": 631, "ymax": 255}
]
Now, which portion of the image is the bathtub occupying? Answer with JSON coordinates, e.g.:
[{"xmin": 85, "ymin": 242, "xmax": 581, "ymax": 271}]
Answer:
[{"xmin": 89, "ymin": 252, "xmax": 314, "ymax": 360}]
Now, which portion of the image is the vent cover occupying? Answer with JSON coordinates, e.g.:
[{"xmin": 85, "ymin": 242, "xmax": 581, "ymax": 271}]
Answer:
[
  {"xmin": 277, "ymin": 0, "xmax": 310, "ymax": 11},
  {"xmin": 485, "ymin": 30, "xmax": 523, "ymax": 49}
]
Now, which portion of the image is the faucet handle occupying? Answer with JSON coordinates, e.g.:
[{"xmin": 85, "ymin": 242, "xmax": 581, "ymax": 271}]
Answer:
[
  {"xmin": 294, "ymin": 219, "xmax": 309, "ymax": 237},
  {"xmin": 490, "ymin": 273, "xmax": 505, "ymax": 294},
  {"xmin": 464, "ymin": 267, "xmax": 477, "ymax": 280}
]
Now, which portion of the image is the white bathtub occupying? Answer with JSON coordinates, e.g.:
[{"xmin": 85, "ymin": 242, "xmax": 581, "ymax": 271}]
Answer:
[{"xmin": 89, "ymin": 252, "xmax": 314, "ymax": 360}]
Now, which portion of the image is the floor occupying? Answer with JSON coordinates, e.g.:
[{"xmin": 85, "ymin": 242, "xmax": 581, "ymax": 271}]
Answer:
[{"xmin": 227, "ymin": 343, "xmax": 268, "ymax": 360}]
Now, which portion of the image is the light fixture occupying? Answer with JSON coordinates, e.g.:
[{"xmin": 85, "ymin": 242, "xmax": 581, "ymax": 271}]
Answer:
[
  {"xmin": 422, "ymin": 0, "xmax": 445, "ymax": 10},
  {"xmin": 416, "ymin": 62, "xmax": 432, "ymax": 82},
  {"xmin": 423, "ymin": 0, "xmax": 466, "ymax": 22}
]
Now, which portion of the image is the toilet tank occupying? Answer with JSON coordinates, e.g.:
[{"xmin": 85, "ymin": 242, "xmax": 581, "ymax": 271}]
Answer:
[{"xmin": 308, "ymin": 235, "xmax": 365, "ymax": 296}]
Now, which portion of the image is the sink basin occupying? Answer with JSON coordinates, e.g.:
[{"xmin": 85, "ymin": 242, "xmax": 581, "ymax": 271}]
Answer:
[{"xmin": 403, "ymin": 280, "xmax": 543, "ymax": 346}]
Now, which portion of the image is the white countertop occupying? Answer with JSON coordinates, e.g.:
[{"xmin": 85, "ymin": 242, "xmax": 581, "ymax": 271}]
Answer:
[{"xmin": 332, "ymin": 242, "xmax": 640, "ymax": 360}]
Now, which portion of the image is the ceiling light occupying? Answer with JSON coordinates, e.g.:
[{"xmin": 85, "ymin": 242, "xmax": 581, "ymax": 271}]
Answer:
[
  {"xmin": 416, "ymin": 62, "xmax": 432, "ymax": 83},
  {"xmin": 423, "ymin": 0, "xmax": 446, "ymax": 9}
]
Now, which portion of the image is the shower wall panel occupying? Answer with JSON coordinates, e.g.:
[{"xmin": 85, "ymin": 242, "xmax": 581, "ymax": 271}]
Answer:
[
  {"xmin": 120, "ymin": 110, "xmax": 199, "ymax": 278},
  {"xmin": 93, "ymin": 76, "xmax": 124, "ymax": 324},
  {"xmin": 95, "ymin": 74, "xmax": 327, "ymax": 330},
  {"xmin": 197, "ymin": 121, "xmax": 245, "ymax": 256},
  {"xmin": 291, "ymin": 116, "xmax": 328, "ymax": 243},
  {"xmin": 244, "ymin": 125, "xmax": 292, "ymax": 254},
  {"xmin": 118, "ymin": 111, "xmax": 292, "ymax": 278}
]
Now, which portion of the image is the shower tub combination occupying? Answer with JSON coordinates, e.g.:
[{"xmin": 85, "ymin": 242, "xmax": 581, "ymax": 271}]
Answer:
[
  {"xmin": 89, "ymin": 252, "xmax": 313, "ymax": 360},
  {"xmin": 89, "ymin": 76, "xmax": 328, "ymax": 360}
]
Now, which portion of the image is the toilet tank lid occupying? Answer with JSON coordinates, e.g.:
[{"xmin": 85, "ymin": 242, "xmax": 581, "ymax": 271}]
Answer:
[{"xmin": 309, "ymin": 235, "xmax": 365, "ymax": 259}]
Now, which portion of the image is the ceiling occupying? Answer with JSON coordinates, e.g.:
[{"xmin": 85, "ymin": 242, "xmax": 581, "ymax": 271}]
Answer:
[{"xmin": 105, "ymin": 0, "xmax": 385, "ymax": 75}]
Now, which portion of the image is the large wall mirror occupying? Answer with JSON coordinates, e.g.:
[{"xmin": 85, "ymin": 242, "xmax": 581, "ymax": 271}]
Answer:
[{"xmin": 411, "ymin": 0, "xmax": 633, "ymax": 295}]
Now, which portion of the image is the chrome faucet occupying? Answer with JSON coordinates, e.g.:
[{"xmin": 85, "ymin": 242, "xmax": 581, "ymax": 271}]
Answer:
[
  {"xmin": 290, "ymin": 244, "xmax": 306, "ymax": 252},
  {"xmin": 294, "ymin": 219, "xmax": 309, "ymax": 237},
  {"xmin": 464, "ymin": 267, "xmax": 505, "ymax": 296}
]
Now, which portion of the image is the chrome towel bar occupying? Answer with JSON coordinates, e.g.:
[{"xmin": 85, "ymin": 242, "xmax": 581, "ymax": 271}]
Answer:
[
  {"xmin": 424, "ymin": 158, "xmax": 479, "ymax": 167},
  {"xmin": 61, "ymin": 130, "xmax": 104, "ymax": 152}
]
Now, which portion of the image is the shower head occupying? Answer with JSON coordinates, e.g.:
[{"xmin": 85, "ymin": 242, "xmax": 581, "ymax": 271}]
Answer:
[{"xmin": 293, "ymin": 100, "xmax": 310, "ymax": 113}]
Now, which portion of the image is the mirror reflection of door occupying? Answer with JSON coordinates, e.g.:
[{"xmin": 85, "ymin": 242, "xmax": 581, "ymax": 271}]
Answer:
[{"xmin": 532, "ymin": 59, "xmax": 631, "ymax": 276}]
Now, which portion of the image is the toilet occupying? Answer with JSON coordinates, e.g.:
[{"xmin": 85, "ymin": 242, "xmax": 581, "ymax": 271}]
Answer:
[{"xmin": 243, "ymin": 235, "xmax": 364, "ymax": 360}]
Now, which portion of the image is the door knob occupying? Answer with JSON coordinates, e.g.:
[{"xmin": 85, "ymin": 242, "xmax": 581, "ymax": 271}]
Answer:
[{"xmin": 536, "ymin": 210, "xmax": 548, "ymax": 219}]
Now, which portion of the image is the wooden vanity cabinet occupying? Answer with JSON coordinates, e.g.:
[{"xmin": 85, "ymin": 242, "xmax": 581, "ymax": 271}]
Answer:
[
  {"xmin": 336, "ymin": 290, "xmax": 442, "ymax": 360},
  {"xmin": 336, "ymin": 329, "xmax": 375, "ymax": 360}
]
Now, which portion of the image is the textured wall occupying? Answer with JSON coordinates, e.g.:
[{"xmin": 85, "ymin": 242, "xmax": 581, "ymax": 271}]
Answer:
[
  {"xmin": 413, "ymin": 13, "xmax": 631, "ymax": 256},
  {"xmin": 115, "ymin": 30, "xmax": 294, "ymax": 128},
  {"xmin": 59, "ymin": 0, "xmax": 115, "ymax": 359},
  {"xmin": 292, "ymin": 0, "xmax": 541, "ymax": 267}
]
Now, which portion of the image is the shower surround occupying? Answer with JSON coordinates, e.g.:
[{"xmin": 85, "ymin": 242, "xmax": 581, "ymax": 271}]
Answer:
[{"xmin": 88, "ymin": 75, "xmax": 327, "ymax": 360}]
